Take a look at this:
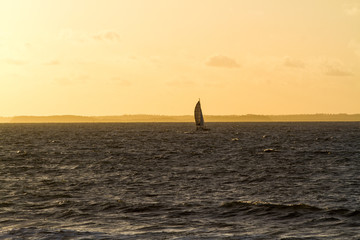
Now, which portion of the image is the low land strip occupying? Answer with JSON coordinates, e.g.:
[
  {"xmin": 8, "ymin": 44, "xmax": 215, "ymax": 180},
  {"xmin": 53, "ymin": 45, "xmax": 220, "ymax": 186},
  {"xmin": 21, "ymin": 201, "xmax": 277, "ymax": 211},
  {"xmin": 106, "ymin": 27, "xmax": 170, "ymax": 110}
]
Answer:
[{"xmin": 1, "ymin": 114, "xmax": 359, "ymax": 123}]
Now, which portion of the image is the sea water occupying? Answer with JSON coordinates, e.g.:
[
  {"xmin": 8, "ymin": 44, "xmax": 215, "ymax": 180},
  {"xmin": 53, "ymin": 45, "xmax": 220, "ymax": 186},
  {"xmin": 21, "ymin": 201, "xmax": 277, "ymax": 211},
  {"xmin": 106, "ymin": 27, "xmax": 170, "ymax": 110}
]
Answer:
[{"xmin": 0, "ymin": 122, "xmax": 359, "ymax": 239}]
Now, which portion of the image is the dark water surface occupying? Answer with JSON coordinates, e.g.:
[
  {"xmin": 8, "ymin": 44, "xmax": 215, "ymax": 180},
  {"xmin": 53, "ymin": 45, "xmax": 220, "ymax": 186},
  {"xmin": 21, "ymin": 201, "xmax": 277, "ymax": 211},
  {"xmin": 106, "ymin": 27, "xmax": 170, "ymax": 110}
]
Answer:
[{"xmin": 0, "ymin": 122, "xmax": 359, "ymax": 239}]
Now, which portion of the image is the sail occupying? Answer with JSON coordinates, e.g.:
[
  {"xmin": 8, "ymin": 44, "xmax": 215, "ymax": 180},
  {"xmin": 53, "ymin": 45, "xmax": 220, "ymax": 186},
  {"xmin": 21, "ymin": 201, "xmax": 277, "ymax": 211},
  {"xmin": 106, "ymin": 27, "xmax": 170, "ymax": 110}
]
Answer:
[{"xmin": 194, "ymin": 100, "xmax": 204, "ymax": 127}]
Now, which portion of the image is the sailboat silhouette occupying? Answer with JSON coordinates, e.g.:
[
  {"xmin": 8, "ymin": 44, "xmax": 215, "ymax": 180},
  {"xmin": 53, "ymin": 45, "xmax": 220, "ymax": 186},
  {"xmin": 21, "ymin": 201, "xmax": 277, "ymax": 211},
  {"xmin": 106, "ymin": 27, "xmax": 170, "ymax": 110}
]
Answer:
[{"xmin": 194, "ymin": 99, "xmax": 209, "ymax": 131}]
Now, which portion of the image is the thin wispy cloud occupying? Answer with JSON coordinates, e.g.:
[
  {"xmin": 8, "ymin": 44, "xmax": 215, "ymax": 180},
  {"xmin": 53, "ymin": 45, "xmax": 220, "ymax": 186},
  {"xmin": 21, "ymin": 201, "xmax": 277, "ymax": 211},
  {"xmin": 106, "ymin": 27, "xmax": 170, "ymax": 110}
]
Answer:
[
  {"xmin": 54, "ymin": 75, "xmax": 90, "ymax": 86},
  {"xmin": 322, "ymin": 60, "xmax": 353, "ymax": 77},
  {"xmin": 349, "ymin": 40, "xmax": 360, "ymax": 58},
  {"xmin": 4, "ymin": 58, "xmax": 27, "ymax": 65},
  {"xmin": 205, "ymin": 55, "xmax": 240, "ymax": 68},
  {"xmin": 59, "ymin": 29, "xmax": 74, "ymax": 41},
  {"xmin": 325, "ymin": 67, "xmax": 352, "ymax": 77},
  {"xmin": 344, "ymin": 4, "xmax": 359, "ymax": 16},
  {"xmin": 54, "ymin": 77, "xmax": 72, "ymax": 86},
  {"xmin": 111, "ymin": 77, "xmax": 132, "ymax": 86},
  {"xmin": 283, "ymin": 57, "xmax": 305, "ymax": 68},
  {"xmin": 167, "ymin": 79, "xmax": 195, "ymax": 87},
  {"xmin": 44, "ymin": 60, "xmax": 60, "ymax": 66},
  {"xmin": 92, "ymin": 30, "xmax": 121, "ymax": 42}
]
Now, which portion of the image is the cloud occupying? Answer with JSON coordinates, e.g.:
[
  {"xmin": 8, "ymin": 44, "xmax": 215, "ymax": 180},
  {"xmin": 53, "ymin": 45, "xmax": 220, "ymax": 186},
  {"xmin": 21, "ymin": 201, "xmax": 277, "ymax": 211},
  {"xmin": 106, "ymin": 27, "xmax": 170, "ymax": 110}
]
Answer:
[
  {"xmin": 322, "ymin": 60, "xmax": 353, "ymax": 77},
  {"xmin": 111, "ymin": 77, "xmax": 132, "ymax": 86},
  {"xmin": 59, "ymin": 29, "xmax": 74, "ymax": 40},
  {"xmin": 349, "ymin": 40, "xmax": 360, "ymax": 57},
  {"xmin": 24, "ymin": 42, "xmax": 32, "ymax": 49},
  {"xmin": 4, "ymin": 58, "xmax": 27, "ymax": 65},
  {"xmin": 325, "ymin": 68, "xmax": 352, "ymax": 77},
  {"xmin": 283, "ymin": 57, "xmax": 305, "ymax": 68},
  {"xmin": 205, "ymin": 55, "xmax": 240, "ymax": 68},
  {"xmin": 167, "ymin": 79, "xmax": 195, "ymax": 87},
  {"xmin": 54, "ymin": 75, "xmax": 90, "ymax": 86},
  {"xmin": 44, "ymin": 60, "xmax": 60, "ymax": 66},
  {"xmin": 344, "ymin": 4, "xmax": 359, "ymax": 16},
  {"xmin": 92, "ymin": 30, "xmax": 121, "ymax": 42},
  {"xmin": 54, "ymin": 77, "xmax": 72, "ymax": 86}
]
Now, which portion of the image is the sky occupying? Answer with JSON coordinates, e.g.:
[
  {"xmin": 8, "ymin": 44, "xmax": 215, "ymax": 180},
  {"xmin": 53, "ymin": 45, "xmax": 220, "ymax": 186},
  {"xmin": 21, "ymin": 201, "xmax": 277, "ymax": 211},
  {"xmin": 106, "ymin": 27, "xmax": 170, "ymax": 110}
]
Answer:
[{"xmin": 0, "ymin": 0, "xmax": 359, "ymax": 116}]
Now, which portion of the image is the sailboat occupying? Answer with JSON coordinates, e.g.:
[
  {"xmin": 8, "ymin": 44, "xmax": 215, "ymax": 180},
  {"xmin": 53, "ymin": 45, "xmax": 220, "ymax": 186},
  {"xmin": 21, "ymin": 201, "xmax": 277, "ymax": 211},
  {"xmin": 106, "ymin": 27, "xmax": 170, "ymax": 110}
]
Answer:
[{"xmin": 194, "ymin": 99, "xmax": 209, "ymax": 131}]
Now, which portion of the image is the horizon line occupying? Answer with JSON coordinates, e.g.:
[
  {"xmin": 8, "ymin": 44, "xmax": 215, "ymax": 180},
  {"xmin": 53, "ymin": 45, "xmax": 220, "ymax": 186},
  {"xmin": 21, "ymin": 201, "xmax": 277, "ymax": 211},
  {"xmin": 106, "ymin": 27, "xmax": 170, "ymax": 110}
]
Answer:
[
  {"xmin": 1, "ymin": 113, "xmax": 360, "ymax": 123},
  {"xmin": 1, "ymin": 113, "xmax": 360, "ymax": 118}
]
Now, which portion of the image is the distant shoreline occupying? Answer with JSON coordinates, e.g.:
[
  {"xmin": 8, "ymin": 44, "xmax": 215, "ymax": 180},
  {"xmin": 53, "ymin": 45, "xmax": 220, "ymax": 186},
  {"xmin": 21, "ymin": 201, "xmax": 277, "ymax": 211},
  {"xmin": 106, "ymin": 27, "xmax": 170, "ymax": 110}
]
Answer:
[{"xmin": 1, "ymin": 114, "xmax": 360, "ymax": 123}]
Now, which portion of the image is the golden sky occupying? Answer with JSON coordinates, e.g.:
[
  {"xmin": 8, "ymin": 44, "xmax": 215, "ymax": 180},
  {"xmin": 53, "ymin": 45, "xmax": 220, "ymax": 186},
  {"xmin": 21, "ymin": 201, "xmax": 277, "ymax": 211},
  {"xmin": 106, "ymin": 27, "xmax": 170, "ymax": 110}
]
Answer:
[{"xmin": 1, "ymin": 0, "xmax": 359, "ymax": 116}]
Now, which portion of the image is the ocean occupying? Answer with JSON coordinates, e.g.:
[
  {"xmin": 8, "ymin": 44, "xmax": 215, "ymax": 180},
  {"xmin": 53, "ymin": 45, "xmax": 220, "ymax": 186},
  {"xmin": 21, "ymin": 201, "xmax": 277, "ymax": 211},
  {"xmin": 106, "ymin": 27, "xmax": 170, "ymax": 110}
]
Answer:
[{"xmin": 0, "ymin": 122, "xmax": 359, "ymax": 239}]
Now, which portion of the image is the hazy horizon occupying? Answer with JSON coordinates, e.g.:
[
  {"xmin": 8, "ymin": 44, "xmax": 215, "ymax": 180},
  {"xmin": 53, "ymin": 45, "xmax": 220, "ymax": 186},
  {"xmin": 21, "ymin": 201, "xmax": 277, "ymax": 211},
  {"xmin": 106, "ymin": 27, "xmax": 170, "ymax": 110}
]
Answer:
[
  {"xmin": 1, "ymin": 112, "xmax": 360, "ymax": 116},
  {"xmin": 1, "ymin": 113, "xmax": 360, "ymax": 123},
  {"xmin": 1, "ymin": 112, "xmax": 360, "ymax": 117},
  {"xmin": 1, "ymin": 0, "xmax": 359, "ymax": 116}
]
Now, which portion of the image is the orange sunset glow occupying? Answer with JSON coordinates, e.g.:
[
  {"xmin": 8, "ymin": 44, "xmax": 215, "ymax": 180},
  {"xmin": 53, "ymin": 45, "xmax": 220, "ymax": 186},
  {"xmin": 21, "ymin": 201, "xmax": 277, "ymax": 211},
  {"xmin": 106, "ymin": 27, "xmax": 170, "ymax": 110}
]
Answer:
[{"xmin": 1, "ymin": 0, "xmax": 359, "ymax": 117}]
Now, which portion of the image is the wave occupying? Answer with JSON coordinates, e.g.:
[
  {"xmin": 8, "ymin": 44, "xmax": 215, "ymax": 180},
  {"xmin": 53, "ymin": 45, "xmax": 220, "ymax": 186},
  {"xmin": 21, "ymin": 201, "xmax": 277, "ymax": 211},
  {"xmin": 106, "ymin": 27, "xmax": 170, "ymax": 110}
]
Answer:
[
  {"xmin": 221, "ymin": 200, "xmax": 321, "ymax": 211},
  {"xmin": 220, "ymin": 200, "xmax": 359, "ymax": 219},
  {"xmin": 0, "ymin": 201, "xmax": 14, "ymax": 208},
  {"xmin": 0, "ymin": 227, "xmax": 114, "ymax": 240},
  {"xmin": 122, "ymin": 202, "xmax": 165, "ymax": 213}
]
